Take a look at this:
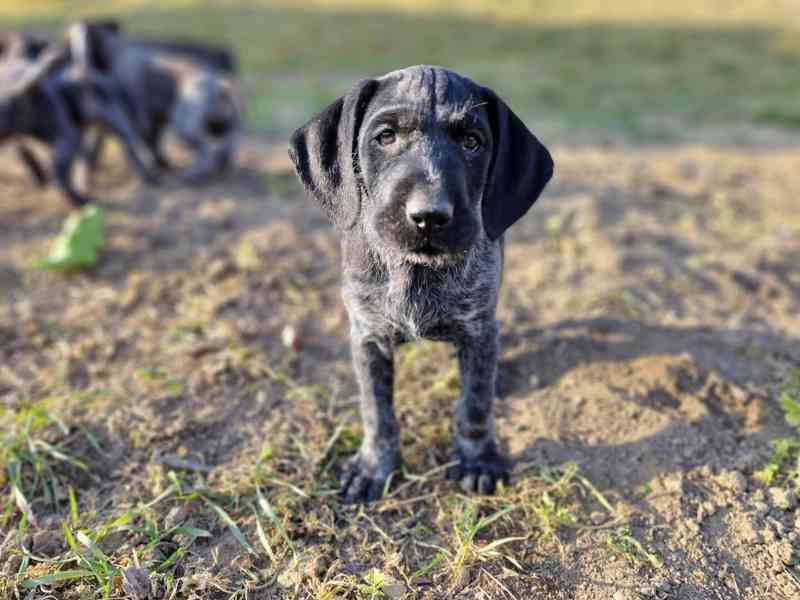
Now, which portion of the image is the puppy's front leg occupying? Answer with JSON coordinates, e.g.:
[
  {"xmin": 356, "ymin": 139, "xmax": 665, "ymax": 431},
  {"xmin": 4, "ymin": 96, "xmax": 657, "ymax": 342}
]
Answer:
[
  {"xmin": 341, "ymin": 327, "xmax": 401, "ymax": 504},
  {"xmin": 448, "ymin": 321, "xmax": 510, "ymax": 494}
]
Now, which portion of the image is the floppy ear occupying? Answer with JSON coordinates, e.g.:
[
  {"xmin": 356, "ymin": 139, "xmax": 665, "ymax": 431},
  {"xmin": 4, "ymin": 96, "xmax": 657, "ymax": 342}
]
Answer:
[
  {"xmin": 480, "ymin": 87, "xmax": 554, "ymax": 241},
  {"xmin": 288, "ymin": 79, "xmax": 379, "ymax": 230},
  {"xmin": 70, "ymin": 21, "xmax": 116, "ymax": 71}
]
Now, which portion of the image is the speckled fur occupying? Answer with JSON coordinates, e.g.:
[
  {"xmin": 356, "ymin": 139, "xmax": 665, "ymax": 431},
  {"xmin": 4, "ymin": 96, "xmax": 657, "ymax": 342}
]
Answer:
[{"xmin": 289, "ymin": 66, "xmax": 553, "ymax": 502}]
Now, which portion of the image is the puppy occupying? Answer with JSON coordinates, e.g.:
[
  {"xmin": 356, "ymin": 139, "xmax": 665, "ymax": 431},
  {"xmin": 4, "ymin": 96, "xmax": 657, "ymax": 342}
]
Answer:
[
  {"xmin": 72, "ymin": 20, "xmax": 241, "ymax": 182},
  {"xmin": 289, "ymin": 66, "xmax": 554, "ymax": 503},
  {"xmin": 0, "ymin": 32, "xmax": 52, "ymax": 187},
  {"xmin": 0, "ymin": 41, "xmax": 158, "ymax": 207},
  {"xmin": 0, "ymin": 29, "xmax": 159, "ymax": 206}
]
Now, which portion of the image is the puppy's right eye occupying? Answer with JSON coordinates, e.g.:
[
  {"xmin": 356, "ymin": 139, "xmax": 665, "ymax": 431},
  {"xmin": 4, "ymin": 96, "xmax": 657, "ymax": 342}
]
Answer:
[{"xmin": 376, "ymin": 129, "xmax": 397, "ymax": 146}]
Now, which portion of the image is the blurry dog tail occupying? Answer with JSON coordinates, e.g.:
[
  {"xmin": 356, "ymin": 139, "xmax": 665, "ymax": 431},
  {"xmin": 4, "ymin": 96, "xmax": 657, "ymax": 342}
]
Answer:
[{"xmin": 130, "ymin": 38, "xmax": 237, "ymax": 74}]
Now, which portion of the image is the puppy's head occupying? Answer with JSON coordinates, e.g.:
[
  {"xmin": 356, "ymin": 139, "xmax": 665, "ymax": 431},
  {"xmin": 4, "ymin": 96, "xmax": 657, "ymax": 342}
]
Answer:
[
  {"xmin": 0, "ymin": 32, "xmax": 49, "ymax": 60},
  {"xmin": 289, "ymin": 65, "xmax": 554, "ymax": 265},
  {"xmin": 0, "ymin": 46, "xmax": 66, "ymax": 137}
]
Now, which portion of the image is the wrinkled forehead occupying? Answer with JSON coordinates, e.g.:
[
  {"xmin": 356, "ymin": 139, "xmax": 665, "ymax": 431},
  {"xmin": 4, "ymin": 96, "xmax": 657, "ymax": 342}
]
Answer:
[{"xmin": 372, "ymin": 65, "xmax": 487, "ymax": 124}]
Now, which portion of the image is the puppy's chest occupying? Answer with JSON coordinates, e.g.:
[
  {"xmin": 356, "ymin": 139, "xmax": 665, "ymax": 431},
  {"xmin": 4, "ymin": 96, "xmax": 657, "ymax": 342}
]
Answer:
[{"xmin": 346, "ymin": 266, "xmax": 492, "ymax": 342}]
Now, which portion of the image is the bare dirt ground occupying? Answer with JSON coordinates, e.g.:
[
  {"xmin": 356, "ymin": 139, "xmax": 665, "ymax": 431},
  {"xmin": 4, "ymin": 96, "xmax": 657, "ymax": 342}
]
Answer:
[{"xmin": 1, "ymin": 138, "xmax": 799, "ymax": 599}]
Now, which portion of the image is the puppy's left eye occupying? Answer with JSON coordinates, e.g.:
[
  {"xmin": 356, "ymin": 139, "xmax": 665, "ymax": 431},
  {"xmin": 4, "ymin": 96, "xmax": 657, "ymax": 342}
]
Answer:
[
  {"xmin": 376, "ymin": 129, "xmax": 397, "ymax": 146},
  {"xmin": 462, "ymin": 134, "xmax": 482, "ymax": 152}
]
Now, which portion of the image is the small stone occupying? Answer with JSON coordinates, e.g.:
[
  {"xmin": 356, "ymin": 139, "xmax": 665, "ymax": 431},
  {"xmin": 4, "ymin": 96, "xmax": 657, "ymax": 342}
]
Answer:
[
  {"xmin": 768, "ymin": 487, "xmax": 797, "ymax": 511},
  {"xmin": 613, "ymin": 590, "xmax": 633, "ymax": 600},
  {"xmin": 122, "ymin": 568, "xmax": 153, "ymax": 600},
  {"xmin": 281, "ymin": 325, "xmax": 300, "ymax": 352},
  {"xmin": 383, "ymin": 582, "xmax": 407, "ymax": 600}
]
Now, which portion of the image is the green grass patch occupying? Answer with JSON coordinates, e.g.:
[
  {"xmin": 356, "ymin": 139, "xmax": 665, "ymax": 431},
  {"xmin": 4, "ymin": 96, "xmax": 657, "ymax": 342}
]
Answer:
[
  {"xmin": 755, "ymin": 369, "xmax": 800, "ymax": 487},
  {"xmin": 604, "ymin": 527, "xmax": 664, "ymax": 571},
  {"xmin": 0, "ymin": 399, "xmax": 90, "ymax": 526},
  {"xmin": 1, "ymin": 1, "xmax": 798, "ymax": 143}
]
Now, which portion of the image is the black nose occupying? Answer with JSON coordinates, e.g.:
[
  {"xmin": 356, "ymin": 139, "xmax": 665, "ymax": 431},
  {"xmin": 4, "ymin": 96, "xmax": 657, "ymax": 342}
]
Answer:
[{"xmin": 406, "ymin": 198, "xmax": 453, "ymax": 230}]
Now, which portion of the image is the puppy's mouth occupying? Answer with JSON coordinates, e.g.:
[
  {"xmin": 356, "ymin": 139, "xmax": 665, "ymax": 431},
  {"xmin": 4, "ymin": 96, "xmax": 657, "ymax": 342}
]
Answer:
[
  {"xmin": 414, "ymin": 241, "xmax": 445, "ymax": 255},
  {"xmin": 404, "ymin": 238, "xmax": 466, "ymax": 265}
]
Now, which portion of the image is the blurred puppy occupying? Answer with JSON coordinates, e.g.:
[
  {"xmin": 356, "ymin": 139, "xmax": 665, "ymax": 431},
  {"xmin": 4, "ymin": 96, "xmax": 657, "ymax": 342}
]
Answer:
[
  {"xmin": 73, "ymin": 20, "xmax": 242, "ymax": 183},
  {"xmin": 0, "ymin": 33, "xmax": 158, "ymax": 207},
  {"xmin": 290, "ymin": 66, "xmax": 554, "ymax": 503},
  {"xmin": 0, "ymin": 32, "xmax": 52, "ymax": 186}
]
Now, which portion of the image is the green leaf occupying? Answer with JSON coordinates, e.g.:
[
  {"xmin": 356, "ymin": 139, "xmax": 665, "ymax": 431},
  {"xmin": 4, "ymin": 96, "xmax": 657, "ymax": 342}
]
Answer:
[
  {"xmin": 76, "ymin": 531, "xmax": 110, "ymax": 563},
  {"xmin": 171, "ymin": 526, "xmax": 213, "ymax": 539},
  {"xmin": 68, "ymin": 487, "xmax": 79, "ymax": 527},
  {"xmin": 21, "ymin": 569, "xmax": 94, "ymax": 588},
  {"xmin": 34, "ymin": 440, "xmax": 88, "ymax": 470},
  {"xmin": 256, "ymin": 487, "xmax": 295, "ymax": 555},
  {"xmin": 36, "ymin": 205, "xmax": 106, "ymax": 271},
  {"xmin": 157, "ymin": 546, "xmax": 185, "ymax": 572},
  {"xmin": 781, "ymin": 396, "xmax": 800, "ymax": 428},
  {"xmin": 203, "ymin": 497, "xmax": 256, "ymax": 555}
]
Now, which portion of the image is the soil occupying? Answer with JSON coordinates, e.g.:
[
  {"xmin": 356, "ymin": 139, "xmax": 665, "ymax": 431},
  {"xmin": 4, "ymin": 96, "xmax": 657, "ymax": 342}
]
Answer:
[{"xmin": 0, "ymin": 139, "xmax": 799, "ymax": 599}]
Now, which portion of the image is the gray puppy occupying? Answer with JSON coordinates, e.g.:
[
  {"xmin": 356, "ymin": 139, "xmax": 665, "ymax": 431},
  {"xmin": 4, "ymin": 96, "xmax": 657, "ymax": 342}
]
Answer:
[
  {"xmin": 289, "ymin": 66, "xmax": 554, "ymax": 503},
  {"xmin": 0, "ymin": 37, "xmax": 158, "ymax": 207},
  {"xmin": 71, "ymin": 20, "xmax": 241, "ymax": 183}
]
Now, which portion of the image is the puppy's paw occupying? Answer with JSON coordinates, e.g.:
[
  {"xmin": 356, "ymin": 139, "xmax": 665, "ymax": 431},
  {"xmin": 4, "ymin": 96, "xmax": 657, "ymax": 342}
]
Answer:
[
  {"xmin": 446, "ymin": 447, "xmax": 510, "ymax": 495},
  {"xmin": 340, "ymin": 451, "xmax": 401, "ymax": 504}
]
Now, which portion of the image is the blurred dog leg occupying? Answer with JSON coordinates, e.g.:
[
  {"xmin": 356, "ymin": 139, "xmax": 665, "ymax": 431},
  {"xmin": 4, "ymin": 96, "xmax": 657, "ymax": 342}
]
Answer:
[
  {"xmin": 88, "ymin": 81, "xmax": 161, "ymax": 185},
  {"xmin": 51, "ymin": 135, "xmax": 90, "ymax": 208},
  {"xmin": 15, "ymin": 144, "xmax": 49, "ymax": 187}
]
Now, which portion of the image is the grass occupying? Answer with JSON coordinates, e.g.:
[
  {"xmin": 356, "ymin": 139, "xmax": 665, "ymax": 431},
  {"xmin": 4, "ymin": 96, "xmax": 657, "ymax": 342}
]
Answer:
[
  {"xmin": 0, "ymin": 398, "xmax": 92, "ymax": 528},
  {"xmin": 0, "ymin": 1, "xmax": 798, "ymax": 143},
  {"xmin": 755, "ymin": 369, "xmax": 800, "ymax": 488},
  {"xmin": 1, "ymin": 426, "xmax": 617, "ymax": 598},
  {"xmin": 604, "ymin": 528, "xmax": 664, "ymax": 571}
]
